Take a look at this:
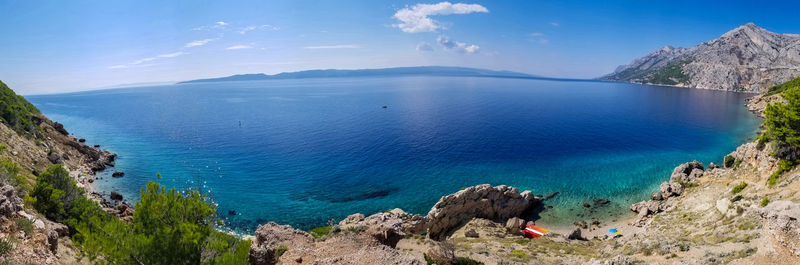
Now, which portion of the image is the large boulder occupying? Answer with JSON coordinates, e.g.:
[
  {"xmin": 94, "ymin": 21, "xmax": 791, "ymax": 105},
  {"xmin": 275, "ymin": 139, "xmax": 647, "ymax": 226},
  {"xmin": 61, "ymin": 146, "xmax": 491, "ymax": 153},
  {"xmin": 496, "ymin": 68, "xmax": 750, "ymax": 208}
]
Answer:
[
  {"xmin": 757, "ymin": 201, "xmax": 800, "ymax": 256},
  {"xmin": 249, "ymin": 222, "xmax": 313, "ymax": 265},
  {"xmin": 0, "ymin": 185, "xmax": 23, "ymax": 216},
  {"xmin": 425, "ymin": 240, "xmax": 456, "ymax": 265},
  {"xmin": 426, "ymin": 184, "xmax": 539, "ymax": 240},
  {"xmin": 47, "ymin": 153, "xmax": 63, "ymax": 164},
  {"xmin": 505, "ymin": 217, "xmax": 526, "ymax": 235},
  {"xmin": 670, "ymin": 160, "xmax": 704, "ymax": 183},
  {"xmin": 339, "ymin": 210, "xmax": 419, "ymax": 248}
]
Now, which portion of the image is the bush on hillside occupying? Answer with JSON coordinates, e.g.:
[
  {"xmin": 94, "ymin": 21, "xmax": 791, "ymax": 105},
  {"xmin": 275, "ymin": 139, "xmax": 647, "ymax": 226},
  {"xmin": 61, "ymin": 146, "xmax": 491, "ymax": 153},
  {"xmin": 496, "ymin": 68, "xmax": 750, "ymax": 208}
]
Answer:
[
  {"xmin": 30, "ymin": 164, "xmax": 250, "ymax": 264},
  {"xmin": 0, "ymin": 80, "xmax": 40, "ymax": 135}
]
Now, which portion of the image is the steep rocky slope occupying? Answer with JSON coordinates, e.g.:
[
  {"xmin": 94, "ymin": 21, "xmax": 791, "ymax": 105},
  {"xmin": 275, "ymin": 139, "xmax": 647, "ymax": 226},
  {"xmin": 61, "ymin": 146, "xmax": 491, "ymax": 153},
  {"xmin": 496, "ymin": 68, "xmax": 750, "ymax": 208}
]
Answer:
[{"xmin": 602, "ymin": 23, "xmax": 800, "ymax": 92}]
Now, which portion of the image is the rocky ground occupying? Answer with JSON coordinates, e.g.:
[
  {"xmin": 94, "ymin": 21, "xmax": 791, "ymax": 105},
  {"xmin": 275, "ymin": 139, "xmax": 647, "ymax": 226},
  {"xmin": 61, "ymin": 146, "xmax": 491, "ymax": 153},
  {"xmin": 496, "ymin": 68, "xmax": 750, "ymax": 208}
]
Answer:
[{"xmin": 0, "ymin": 114, "xmax": 120, "ymax": 264}]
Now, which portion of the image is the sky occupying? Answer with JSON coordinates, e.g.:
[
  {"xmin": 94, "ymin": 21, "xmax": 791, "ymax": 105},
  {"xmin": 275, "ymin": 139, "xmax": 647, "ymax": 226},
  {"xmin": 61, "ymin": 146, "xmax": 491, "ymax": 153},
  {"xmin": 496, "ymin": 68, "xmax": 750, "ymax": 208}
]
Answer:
[{"xmin": 2, "ymin": 0, "xmax": 800, "ymax": 94}]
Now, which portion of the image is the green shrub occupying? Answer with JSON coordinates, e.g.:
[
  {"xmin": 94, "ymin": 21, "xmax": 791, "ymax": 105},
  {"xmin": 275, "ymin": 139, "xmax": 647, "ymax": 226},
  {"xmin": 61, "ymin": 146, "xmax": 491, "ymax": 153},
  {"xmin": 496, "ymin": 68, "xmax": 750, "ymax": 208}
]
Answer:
[
  {"xmin": 14, "ymin": 218, "xmax": 33, "ymax": 237},
  {"xmin": 510, "ymin": 249, "xmax": 529, "ymax": 260},
  {"xmin": 274, "ymin": 245, "xmax": 288, "ymax": 262},
  {"xmin": 724, "ymin": 155, "xmax": 735, "ymax": 168},
  {"xmin": 769, "ymin": 160, "xmax": 796, "ymax": 186},
  {"xmin": 758, "ymin": 86, "xmax": 800, "ymax": 156},
  {"xmin": 761, "ymin": 196, "xmax": 770, "ymax": 207},
  {"xmin": 310, "ymin": 226, "xmax": 332, "ymax": 238},
  {"xmin": 455, "ymin": 257, "xmax": 485, "ymax": 265},
  {"xmin": 731, "ymin": 182, "xmax": 748, "ymax": 194},
  {"xmin": 0, "ymin": 80, "xmax": 41, "ymax": 135},
  {"xmin": 766, "ymin": 76, "xmax": 800, "ymax": 96},
  {"xmin": 0, "ymin": 144, "xmax": 6, "ymax": 153},
  {"xmin": 29, "ymin": 164, "xmax": 250, "ymax": 264},
  {"xmin": 0, "ymin": 238, "xmax": 13, "ymax": 257}
]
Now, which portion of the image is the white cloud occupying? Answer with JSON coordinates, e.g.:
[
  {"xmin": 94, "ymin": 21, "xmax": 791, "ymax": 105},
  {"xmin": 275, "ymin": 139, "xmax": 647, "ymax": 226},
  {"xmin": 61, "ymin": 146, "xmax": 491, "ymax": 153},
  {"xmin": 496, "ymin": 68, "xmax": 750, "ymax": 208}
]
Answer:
[
  {"xmin": 226, "ymin": 45, "xmax": 253, "ymax": 50},
  {"xmin": 193, "ymin": 21, "xmax": 229, "ymax": 31},
  {"xmin": 185, "ymin": 38, "xmax": 215, "ymax": 48},
  {"xmin": 393, "ymin": 2, "xmax": 488, "ymax": 33},
  {"xmin": 529, "ymin": 32, "xmax": 544, "ymax": 37},
  {"xmin": 416, "ymin": 42, "xmax": 434, "ymax": 51},
  {"xmin": 550, "ymin": 22, "xmax": 559, "ymax": 27},
  {"xmin": 304, "ymin": 44, "xmax": 360, "ymax": 49},
  {"xmin": 436, "ymin": 35, "xmax": 479, "ymax": 53},
  {"xmin": 108, "ymin": 51, "xmax": 186, "ymax": 69},
  {"xmin": 239, "ymin": 24, "xmax": 280, "ymax": 34}
]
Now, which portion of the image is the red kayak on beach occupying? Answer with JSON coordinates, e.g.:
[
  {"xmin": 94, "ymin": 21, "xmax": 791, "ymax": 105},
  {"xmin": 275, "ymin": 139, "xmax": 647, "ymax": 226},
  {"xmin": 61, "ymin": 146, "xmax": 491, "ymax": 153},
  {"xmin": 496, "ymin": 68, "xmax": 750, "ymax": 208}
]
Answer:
[{"xmin": 522, "ymin": 224, "xmax": 549, "ymax": 238}]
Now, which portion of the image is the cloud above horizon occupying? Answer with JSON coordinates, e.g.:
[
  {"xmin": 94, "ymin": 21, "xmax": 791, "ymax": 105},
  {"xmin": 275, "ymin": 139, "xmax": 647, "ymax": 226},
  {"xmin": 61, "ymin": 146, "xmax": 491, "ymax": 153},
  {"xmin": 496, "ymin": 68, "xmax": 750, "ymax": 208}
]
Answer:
[
  {"xmin": 185, "ymin": 38, "xmax": 215, "ymax": 48},
  {"xmin": 192, "ymin": 21, "xmax": 229, "ymax": 31},
  {"xmin": 226, "ymin": 45, "xmax": 253, "ymax": 50},
  {"xmin": 393, "ymin": 2, "xmax": 488, "ymax": 33},
  {"xmin": 109, "ymin": 51, "xmax": 187, "ymax": 69},
  {"xmin": 437, "ymin": 35, "xmax": 478, "ymax": 53},
  {"xmin": 304, "ymin": 44, "xmax": 360, "ymax": 49},
  {"xmin": 239, "ymin": 24, "xmax": 280, "ymax": 34}
]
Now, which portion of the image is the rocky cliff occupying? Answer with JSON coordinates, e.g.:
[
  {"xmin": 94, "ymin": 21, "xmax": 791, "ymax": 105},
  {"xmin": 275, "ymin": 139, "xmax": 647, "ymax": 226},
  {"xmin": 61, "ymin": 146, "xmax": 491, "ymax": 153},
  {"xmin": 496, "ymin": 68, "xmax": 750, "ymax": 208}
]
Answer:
[{"xmin": 602, "ymin": 23, "xmax": 800, "ymax": 92}]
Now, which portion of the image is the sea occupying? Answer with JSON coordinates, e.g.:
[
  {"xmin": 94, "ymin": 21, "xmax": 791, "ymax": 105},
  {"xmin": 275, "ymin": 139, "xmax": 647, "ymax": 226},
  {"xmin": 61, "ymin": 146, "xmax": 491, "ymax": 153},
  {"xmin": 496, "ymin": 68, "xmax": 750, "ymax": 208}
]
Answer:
[{"xmin": 26, "ymin": 76, "xmax": 762, "ymax": 232}]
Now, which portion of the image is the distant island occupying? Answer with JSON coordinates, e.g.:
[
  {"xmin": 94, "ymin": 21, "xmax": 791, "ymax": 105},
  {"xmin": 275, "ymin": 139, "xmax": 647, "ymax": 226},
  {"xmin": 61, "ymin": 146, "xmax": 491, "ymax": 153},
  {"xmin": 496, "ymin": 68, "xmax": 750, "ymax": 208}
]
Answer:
[{"xmin": 178, "ymin": 66, "xmax": 580, "ymax": 84}]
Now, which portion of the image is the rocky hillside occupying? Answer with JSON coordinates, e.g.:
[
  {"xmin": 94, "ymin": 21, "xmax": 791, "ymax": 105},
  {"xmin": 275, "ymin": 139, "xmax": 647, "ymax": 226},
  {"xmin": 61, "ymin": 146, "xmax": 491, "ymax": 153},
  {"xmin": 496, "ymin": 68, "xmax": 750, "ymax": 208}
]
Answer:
[{"xmin": 602, "ymin": 23, "xmax": 800, "ymax": 92}]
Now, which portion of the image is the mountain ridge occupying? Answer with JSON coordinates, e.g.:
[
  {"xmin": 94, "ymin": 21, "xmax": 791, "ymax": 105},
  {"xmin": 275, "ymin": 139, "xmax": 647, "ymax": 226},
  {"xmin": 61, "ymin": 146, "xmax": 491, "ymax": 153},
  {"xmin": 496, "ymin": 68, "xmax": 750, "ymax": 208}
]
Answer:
[
  {"xmin": 602, "ymin": 23, "xmax": 800, "ymax": 92},
  {"xmin": 178, "ymin": 66, "xmax": 541, "ymax": 84}
]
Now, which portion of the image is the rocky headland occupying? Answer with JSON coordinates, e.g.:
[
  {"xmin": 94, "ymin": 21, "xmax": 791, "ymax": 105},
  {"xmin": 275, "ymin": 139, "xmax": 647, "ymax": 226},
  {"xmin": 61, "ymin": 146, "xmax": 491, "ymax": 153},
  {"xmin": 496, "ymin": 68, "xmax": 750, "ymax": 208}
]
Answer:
[{"xmin": 602, "ymin": 23, "xmax": 800, "ymax": 92}]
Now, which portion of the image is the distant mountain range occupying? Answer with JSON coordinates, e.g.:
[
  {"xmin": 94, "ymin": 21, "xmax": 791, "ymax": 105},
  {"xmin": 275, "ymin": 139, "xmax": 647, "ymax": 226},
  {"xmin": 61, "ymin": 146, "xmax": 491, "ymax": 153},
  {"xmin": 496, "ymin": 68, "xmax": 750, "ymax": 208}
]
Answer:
[
  {"xmin": 178, "ymin": 66, "xmax": 550, "ymax": 84},
  {"xmin": 601, "ymin": 23, "xmax": 800, "ymax": 92}
]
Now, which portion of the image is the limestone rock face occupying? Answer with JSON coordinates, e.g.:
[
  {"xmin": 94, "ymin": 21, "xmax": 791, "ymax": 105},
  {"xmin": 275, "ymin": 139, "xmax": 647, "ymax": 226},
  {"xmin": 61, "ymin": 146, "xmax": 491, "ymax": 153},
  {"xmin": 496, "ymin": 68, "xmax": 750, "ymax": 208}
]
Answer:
[
  {"xmin": 426, "ymin": 184, "xmax": 539, "ymax": 240},
  {"xmin": 338, "ymin": 209, "xmax": 429, "ymax": 247},
  {"xmin": 758, "ymin": 200, "xmax": 800, "ymax": 256},
  {"xmin": 249, "ymin": 222, "xmax": 313, "ymax": 265},
  {"xmin": 425, "ymin": 240, "xmax": 456, "ymax": 265},
  {"xmin": 602, "ymin": 23, "xmax": 800, "ymax": 92},
  {"xmin": 0, "ymin": 185, "xmax": 23, "ymax": 217},
  {"xmin": 670, "ymin": 160, "xmax": 704, "ymax": 183}
]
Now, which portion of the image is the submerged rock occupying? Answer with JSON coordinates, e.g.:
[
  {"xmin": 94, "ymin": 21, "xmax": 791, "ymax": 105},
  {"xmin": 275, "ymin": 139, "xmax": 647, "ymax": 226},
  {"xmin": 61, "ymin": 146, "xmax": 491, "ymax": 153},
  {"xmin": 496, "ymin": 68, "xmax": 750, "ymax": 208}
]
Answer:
[
  {"xmin": 112, "ymin": 171, "xmax": 124, "ymax": 177},
  {"xmin": 110, "ymin": 191, "xmax": 123, "ymax": 201}
]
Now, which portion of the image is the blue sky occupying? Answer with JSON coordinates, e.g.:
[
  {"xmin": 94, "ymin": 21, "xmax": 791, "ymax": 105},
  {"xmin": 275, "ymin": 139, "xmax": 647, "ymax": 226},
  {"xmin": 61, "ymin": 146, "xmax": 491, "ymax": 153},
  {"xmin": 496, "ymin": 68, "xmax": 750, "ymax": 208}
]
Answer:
[{"xmin": 2, "ymin": 0, "xmax": 800, "ymax": 94}]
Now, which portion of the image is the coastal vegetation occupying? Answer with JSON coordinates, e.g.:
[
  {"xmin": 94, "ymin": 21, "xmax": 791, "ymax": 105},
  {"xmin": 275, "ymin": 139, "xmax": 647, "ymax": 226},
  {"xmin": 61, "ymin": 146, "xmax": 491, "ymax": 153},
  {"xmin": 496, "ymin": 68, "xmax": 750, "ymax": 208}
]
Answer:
[
  {"xmin": 29, "ymin": 164, "xmax": 250, "ymax": 264},
  {"xmin": 757, "ymin": 80, "xmax": 800, "ymax": 185},
  {"xmin": 766, "ymin": 76, "xmax": 800, "ymax": 96},
  {"xmin": 0, "ymin": 80, "xmax": 40, "ymax": 135}
]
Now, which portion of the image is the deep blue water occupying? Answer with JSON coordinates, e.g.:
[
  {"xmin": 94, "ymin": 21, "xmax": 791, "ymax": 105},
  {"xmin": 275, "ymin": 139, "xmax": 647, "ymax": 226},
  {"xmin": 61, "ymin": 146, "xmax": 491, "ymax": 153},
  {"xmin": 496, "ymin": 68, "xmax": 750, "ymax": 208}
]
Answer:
[{"xmin": 26, "ymin": 76, "xmax": 760, "ymax": 232}]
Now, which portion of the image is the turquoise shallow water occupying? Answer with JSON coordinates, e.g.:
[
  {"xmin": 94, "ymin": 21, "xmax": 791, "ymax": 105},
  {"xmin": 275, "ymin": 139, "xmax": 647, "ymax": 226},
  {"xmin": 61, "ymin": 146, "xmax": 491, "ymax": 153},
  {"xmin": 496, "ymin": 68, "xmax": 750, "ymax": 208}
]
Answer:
[{"xmin": 26, "ymin": 76, "xmax": 761, "ymax": 232}]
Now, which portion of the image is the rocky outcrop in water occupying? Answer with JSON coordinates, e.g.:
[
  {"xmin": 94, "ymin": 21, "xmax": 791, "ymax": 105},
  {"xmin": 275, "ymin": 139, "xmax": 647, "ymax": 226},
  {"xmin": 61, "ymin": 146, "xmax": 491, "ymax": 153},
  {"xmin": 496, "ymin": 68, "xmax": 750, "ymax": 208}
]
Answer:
[
  {"xmin": 426, "ymin": 184, "xmax": 539, "ymax": 240},
  {"xmin": 602, "ymin": 23, "xmax": 800, "ymax": 92}
]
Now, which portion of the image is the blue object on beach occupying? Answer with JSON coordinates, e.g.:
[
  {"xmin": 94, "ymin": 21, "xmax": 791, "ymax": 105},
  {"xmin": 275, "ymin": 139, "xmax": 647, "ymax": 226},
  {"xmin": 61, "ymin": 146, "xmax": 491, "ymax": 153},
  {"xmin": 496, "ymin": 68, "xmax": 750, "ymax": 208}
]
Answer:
[{"xmin": 609, "ymin": 228, "xmax": 618, "ymax": 233}]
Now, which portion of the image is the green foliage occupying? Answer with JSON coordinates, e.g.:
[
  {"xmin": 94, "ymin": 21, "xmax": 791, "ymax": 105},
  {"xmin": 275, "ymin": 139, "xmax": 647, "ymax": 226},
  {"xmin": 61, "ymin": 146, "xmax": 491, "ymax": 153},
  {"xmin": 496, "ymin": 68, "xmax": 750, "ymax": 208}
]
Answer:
[
  {"xmin": 510, "ymin": 249, "xmax": 529, "ymax": 260},
  {"xmin": 0, "ymin": 238, "xmax": 13, "ymax": 257},
  {"xmin": 310, "ymin": 226, "xmax": 332, "ymax": 239},
  {"xmin": 758, "ymin": 86, "xmax": 800, "ymax": 152},
  {"xmin": 731, "ymin": 182, "xmax": 748, "ymax": 194},
  {"xmin": 645, "ymin": 62, "xmax": 689, "ymax": 85},
  {"xmin": 455, "ymin": 257, "xmax": 485, "ymax": 265},
  {"xmin": 30, "ymin": 164, "xmax": 84, "ymax": 223},
  {"xmin": 769, "ymin": 160, "xmax": 796, "ymax": 186},
  {"xmin": 724, "ymin": 155, "xmax": 735, "ymax": 168},
  {"xmin": 766, "ymin": 76, "xmax": 800, "ymax": 96},
  {"xmin": 29, "ymin": 164, "xmax": 249, "ymax": 264},
  {"xmin": 13, "ymin": 218, "xmax": 33, "ymax": 237},
  {"xmin": 0, "ymin": 80, "xmax": 40, "ymax": 135},
  {"xmin": 0, "ymin": 144, "xmax": 6, "ymax": 153},
  {"xmin": 274, "ymin": 245, "xmax": 288, "ymax": 262},
  {"xmin": 761, "ymin": 196, "xmax": 770, "ymax": 207}
]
